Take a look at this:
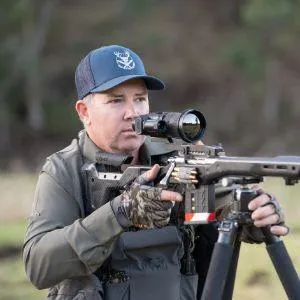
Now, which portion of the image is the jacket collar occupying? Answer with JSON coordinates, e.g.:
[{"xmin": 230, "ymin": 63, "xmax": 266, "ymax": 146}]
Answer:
[{"xmin": 78, "ymin": 130, "xmax": 173, "ymax": 167}]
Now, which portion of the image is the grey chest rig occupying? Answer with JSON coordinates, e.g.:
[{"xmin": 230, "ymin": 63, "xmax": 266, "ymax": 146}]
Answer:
[{"xmin": 81, "ymin": 153, "xmax": 131, "ymax": 215}]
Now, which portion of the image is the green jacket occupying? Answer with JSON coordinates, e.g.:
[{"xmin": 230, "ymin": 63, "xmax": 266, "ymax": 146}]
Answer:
[{"xmin": 23, "ymin": 131, "xmax": 186, "ymax": 299}]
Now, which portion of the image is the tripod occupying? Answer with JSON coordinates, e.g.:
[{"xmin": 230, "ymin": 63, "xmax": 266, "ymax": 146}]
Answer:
[{"xmin": 201, "ymin": 184, "xmax": 300, "ymax": 300}]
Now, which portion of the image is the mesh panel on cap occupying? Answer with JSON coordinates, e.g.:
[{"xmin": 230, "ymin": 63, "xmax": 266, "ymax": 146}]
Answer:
[{"xmin": 75, "ymin": 54, "xmax": 96, "ymax": 99}]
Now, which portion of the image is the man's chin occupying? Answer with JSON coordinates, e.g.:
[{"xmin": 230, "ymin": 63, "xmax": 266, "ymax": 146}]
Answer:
[{"xmin": 118, "ymin": 137, "xmax": 145, "ymax": 154}]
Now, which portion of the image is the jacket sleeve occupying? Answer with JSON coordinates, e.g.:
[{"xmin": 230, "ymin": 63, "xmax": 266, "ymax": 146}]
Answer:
[{"xmin": 23, "ymin": 171, "xmax": 123, "ymax": 290}]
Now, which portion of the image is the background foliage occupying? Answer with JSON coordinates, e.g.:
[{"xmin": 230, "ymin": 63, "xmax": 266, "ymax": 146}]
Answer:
[{"xmin": 1, "ymin": 0, "xmax": 300, "ymax": 170}]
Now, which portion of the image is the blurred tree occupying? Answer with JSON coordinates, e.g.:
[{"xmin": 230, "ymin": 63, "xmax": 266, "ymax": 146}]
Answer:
[
  {"xmin": 243, "ymin": 0, "xmax": 295, "ymax": 131},
  {"xmin": 0, "ymin": 0, "xmax": 57, "ymax": 162},
  {"xmin": 22, "ymin": 0, "xmax": 58, "ymax": 132},
  {"xmin": 221, "ymin": 0, "xmax": 300, "ymax": 152},
  {"xmin": 0, "ymin": 0, "xmax": 24, "ymax": 156}
]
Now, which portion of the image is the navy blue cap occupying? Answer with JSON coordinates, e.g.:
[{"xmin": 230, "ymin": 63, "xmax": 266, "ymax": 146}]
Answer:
[{"xmin": 75, "ymin": 45, "xmax": 165, "ymax": 99}]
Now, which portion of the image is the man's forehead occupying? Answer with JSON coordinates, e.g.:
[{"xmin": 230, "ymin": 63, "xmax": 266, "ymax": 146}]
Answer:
[{"xmin": 102, "ymin": 79, "xmax": 148, "ymax": 96}]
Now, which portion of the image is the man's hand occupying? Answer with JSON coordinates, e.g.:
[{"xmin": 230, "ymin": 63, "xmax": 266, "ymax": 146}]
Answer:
[
  {"xmin": 248, "ymin": 188, "xmax": 289, "ymax": 236},
  {"xmin": 111, "ymin": 164, "xmax": 182, "ymax": 229}
]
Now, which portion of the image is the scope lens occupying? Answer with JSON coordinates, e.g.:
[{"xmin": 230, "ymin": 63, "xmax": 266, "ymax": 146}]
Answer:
[{"xmin": 181, "ymin": 113, "xmax": 201, "ymax": 140}]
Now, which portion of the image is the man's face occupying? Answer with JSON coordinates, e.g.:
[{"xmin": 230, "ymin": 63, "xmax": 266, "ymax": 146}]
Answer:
[{"xmin": 77, "ymin": 79, "xmax": 149, "ymax": 154}]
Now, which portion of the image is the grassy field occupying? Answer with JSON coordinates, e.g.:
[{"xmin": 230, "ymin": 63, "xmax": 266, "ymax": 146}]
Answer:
[
  {"xmin": 0, "ymin": 173, "xmax": 299, "ymax": 299},
  {"xmin": 0, "ymin": 173, "xmax": 47, "ymax": 299}
]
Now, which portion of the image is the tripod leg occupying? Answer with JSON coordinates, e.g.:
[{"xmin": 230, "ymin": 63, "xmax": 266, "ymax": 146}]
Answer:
[
  {"xmin": 222, "ymin": 238, "xmax": 241, "ymax": 300},
  {"xmin": 201, "ymin": 220, "xmax": 239, "ymax": 300},
  {"xmin": 262, "ymin": 227, "xmax": 300, "ymax": 300}
]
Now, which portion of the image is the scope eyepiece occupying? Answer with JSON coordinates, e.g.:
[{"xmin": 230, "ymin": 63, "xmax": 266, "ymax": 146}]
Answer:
[{"xmin": 132, "ymin": 109, "xmax": 206, "ymax": 143}]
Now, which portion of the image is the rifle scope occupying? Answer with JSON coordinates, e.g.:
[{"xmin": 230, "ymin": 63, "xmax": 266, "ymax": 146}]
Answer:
[{"xmin": 132, "ymin": 109, "xmax": 206, "ymax": 143}]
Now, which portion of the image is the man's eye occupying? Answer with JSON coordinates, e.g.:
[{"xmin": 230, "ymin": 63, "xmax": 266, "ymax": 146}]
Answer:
[
  {"xmin": 108, "ymin": 98, "xmax": 123, "ymax": 104},
  {"xmin": 136, "ymin": 97, "xmax": 147, "ymax": 102}
]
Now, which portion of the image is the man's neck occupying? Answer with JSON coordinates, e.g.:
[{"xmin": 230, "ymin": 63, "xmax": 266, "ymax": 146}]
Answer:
[{"xmin": 129, "ymin": 148, "xmax": 140, "ymax": 165}]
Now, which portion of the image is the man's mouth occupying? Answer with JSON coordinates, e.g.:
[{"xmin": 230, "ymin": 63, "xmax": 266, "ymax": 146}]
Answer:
[{"xmin": 122, "ymin": 128, "xmax": 135, "ymax": 132}]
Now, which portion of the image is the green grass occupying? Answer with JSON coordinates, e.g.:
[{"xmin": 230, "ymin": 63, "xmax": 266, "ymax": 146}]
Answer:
[
  {"xmin": 0, "ymin": 257, "xmax": 47, "ymax": 300},
  {"xmin": 0, "ymin": 220, "xmax": 47, "ymax": 299},
  {"xmin": 234, "ymin": 233, "xmax": 300, "ymax": 299},
  {"xmin": 0, "ymin": 173, "xmax": 299, "ymax": 299},
  {"xmin": 0, "ymin": 220, "xmax": 27, "ymax": 246},
  {"xmin": 0, "ymin": 173, "xmax": 47, "ymax": 299}
]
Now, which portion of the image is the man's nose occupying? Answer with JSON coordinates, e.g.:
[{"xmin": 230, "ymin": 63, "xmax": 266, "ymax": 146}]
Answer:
[{"xmin": 124, "ymin": 102, "xmax": 139, "ymax": 119}]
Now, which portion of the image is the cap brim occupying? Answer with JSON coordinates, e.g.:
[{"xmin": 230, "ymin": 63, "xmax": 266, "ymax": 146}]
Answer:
[{"xmin": 90, "ymin": 74, "xmax": 165, "ymax": 93}]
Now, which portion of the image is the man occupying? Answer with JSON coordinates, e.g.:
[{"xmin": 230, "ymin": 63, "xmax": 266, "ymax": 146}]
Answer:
[{"xmin": 23, "ymin": 45, "xmax": 288, "ymax": 300}]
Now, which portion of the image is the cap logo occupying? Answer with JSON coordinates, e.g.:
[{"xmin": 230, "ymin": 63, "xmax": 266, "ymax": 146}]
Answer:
[{"xmin": 114, "ymin": 50, "xmax": 135, "ymax": 70}]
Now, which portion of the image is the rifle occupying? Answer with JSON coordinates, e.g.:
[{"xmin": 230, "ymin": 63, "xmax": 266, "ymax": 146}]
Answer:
[
  {"xmin": 88, "ymin": 110, "xmax": 300, "ymax": 299},
  {"xmin": 94, "ymin": 109, "xmax": 300, "ymax": 225},
  {"xmin": 93, "ymin": 142, "xmax": 300, "ymax": 225}
]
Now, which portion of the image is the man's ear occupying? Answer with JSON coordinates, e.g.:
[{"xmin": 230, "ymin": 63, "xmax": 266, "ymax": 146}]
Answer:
[{"xmin": 75, "ymin": 100, "xmax": 90, "ymax": 125}]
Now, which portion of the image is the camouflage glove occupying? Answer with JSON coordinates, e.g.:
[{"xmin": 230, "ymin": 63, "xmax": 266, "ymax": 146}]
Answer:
[{"xmin": 111, "ymin": 165, "xmax": 181, "ymax": 229}]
